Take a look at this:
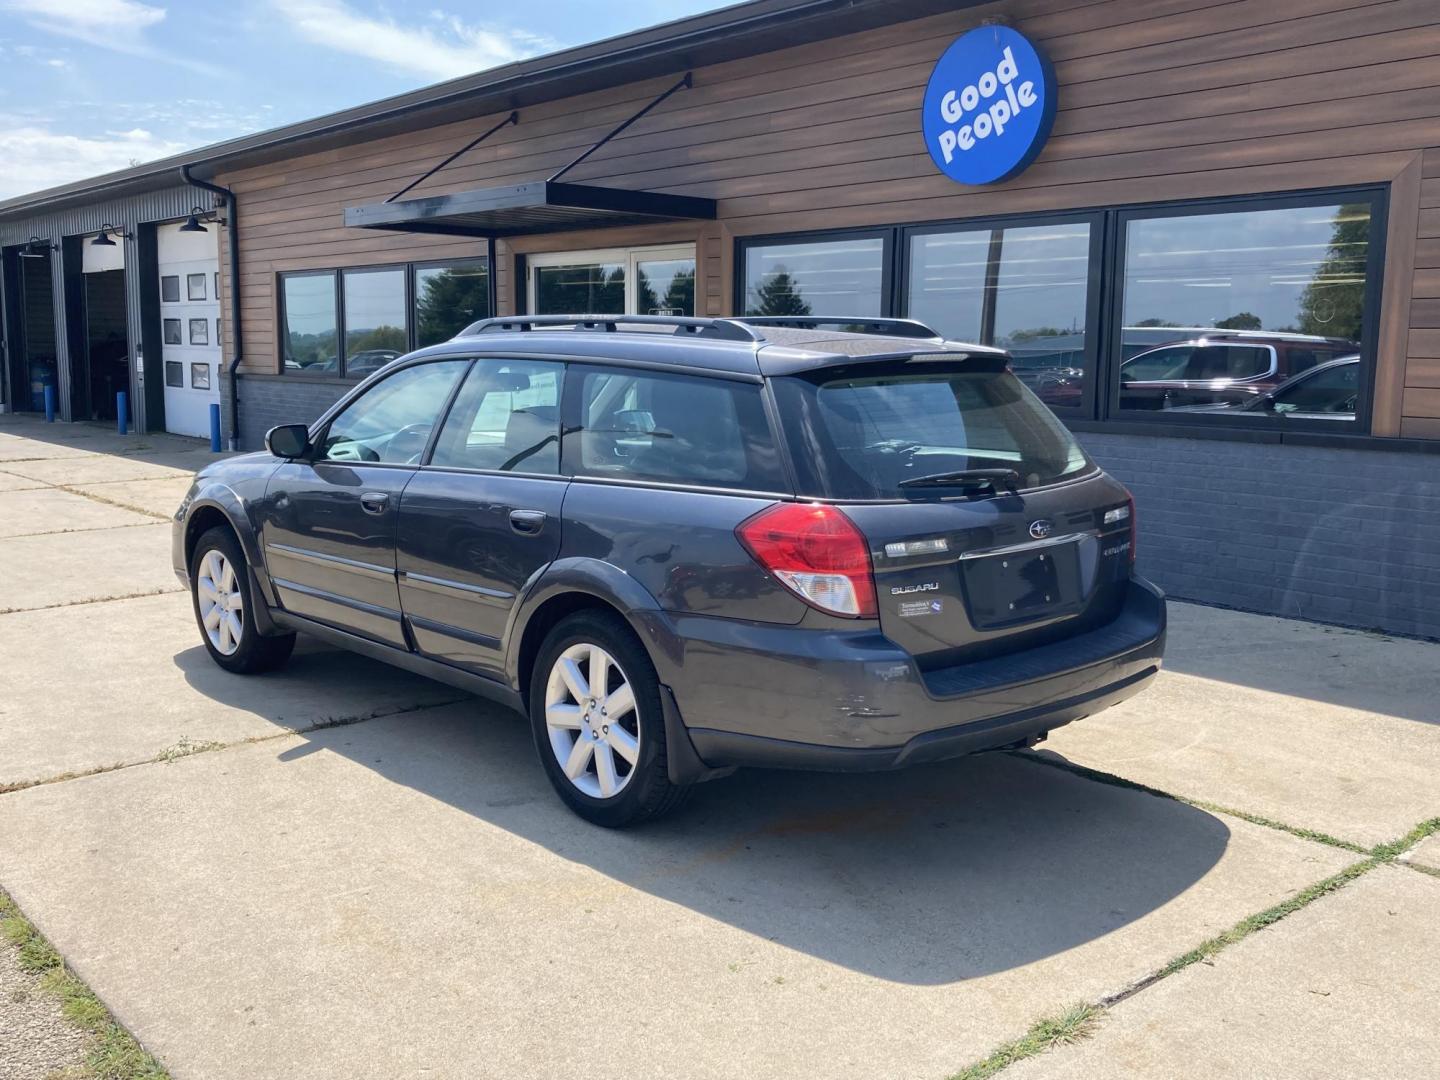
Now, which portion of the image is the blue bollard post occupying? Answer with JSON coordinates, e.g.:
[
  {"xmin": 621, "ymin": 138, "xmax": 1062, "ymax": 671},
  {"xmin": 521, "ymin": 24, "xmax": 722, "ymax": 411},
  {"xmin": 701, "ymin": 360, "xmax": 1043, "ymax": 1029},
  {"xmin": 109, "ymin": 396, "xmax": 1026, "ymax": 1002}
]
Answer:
[
  {"xmin": 43, "ymin": 384, "xmax": 55, "ymax": 422},
  {"xmin": 209, "ymin": 403, "xmax": 222, "ymax": 453},
  {"xmin": 117, "ymin": 391, "xmax": 128, "ymax": 435}
]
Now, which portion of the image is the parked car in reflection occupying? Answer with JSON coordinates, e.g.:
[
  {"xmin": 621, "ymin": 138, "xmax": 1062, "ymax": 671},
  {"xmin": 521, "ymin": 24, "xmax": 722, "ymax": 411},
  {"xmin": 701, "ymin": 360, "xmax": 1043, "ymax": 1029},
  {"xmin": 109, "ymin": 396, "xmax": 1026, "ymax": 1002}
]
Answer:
[
  {"xmin": 1172, "ymin": 355, "xmax": 1360, "ymax": 420},
  {"xmin": 1117, "ymin": 330, "xmax": 1357, "ymax": 411}
]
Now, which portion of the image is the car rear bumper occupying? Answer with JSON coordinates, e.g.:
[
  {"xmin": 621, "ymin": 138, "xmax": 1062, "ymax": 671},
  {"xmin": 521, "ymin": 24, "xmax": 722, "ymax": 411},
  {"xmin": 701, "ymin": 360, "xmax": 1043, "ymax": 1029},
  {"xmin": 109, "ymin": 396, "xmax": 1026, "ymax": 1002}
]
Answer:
[{"xmin": 659, "ymin": 578, "xmax": 1165, "ymax": 773}]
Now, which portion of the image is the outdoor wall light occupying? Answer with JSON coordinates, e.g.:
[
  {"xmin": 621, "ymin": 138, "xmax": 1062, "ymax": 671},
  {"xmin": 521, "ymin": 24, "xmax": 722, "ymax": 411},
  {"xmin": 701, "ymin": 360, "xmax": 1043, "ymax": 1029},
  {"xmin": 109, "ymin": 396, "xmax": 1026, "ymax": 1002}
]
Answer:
[
  {"xmin": 18, "ymin": 235, "xmax": 56, "ymax": 258},
  {"xmin": 91, "ymin": 224, "xmax": 132, "ymax": 247},
  {"xmin": 179, "ymin": 206, "xmax": 224, "ymax": 233}
]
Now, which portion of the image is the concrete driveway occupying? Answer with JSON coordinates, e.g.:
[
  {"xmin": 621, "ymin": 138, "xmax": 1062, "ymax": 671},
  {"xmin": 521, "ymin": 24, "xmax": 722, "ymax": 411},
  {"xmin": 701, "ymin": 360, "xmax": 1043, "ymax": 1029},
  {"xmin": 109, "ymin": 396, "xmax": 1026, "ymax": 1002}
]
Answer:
[{"xmin": 0, "ymin": 412, "xmax": 1436, "ymax": 1079}]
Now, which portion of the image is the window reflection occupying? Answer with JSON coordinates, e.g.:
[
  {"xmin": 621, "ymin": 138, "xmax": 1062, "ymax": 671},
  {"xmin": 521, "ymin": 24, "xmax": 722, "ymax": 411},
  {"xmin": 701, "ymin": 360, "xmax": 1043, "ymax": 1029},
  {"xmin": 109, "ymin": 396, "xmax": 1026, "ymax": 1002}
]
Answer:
[
  {"xmin": 534, "ymin": 262, "xmax": 625, "ymax": 314},
  {"xmin": 1119, "ymin": 203, "xmax": 1369, "ymax": 416},
  {"xmin": 743, "ymin": 238, "xmax": 884, "ymax": 317},
  {"xmin": 636, "ymin": 258, "xmax": 695, "ymax": 316},
  {"xmin": 281, "ymin": 273, "xmax": 337, "ymax": 373},
  {"xmin": 907, "ymin": 222, "xmax": 1091, "ymax": 409},
  {"xmin": 342, "ymin": 268, "xmax": 406, "ymax": 378},
  {"xmin": 415, "ymin": 262, "xmax": 489, "ymax": 347}
]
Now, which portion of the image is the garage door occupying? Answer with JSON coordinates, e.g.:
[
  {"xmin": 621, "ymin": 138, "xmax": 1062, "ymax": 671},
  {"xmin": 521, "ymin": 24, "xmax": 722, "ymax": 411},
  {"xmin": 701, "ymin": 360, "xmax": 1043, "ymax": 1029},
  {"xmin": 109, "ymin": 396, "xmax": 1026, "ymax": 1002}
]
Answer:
[{"xmin": 158, "ymin": 223, "xmax": 221, "ymax": 438}]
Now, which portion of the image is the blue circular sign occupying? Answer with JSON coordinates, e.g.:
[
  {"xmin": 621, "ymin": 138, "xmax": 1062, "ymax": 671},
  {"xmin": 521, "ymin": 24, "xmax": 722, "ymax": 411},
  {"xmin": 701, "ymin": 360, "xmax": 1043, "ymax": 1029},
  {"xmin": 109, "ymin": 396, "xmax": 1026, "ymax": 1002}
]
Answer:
[{"xmin": 922, "ymin": 25, "xmax": 1057, "ymax": 186}]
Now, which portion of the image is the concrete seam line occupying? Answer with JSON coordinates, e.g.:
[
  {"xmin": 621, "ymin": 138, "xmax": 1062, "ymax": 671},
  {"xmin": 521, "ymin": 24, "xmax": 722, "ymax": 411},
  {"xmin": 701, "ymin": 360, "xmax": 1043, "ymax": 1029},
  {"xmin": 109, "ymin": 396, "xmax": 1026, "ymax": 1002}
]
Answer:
[
  {"xmin": 946, "ymin": 812, "xmax": 1440, "ymax": 1079},
  {"xmin": 0, "ymin": 696, "xmax": 473, "ymax": 796},
  {"xmin": 9, "ymin": 522, "xmax": 170, "ymax": 539},
  {"xmin": 0, "ymin": 587, "xmax": 186, "ymax": 616},
  {"xmin": 53, "ymin": 485, "xmax": 172, "ymax": 521},
  {"xmin": 1010, "ymin": 750, "xmax": 1371, "ymax": 854},
  {"xmin": 0, "ymin": 886, "xmax": 171, "ymax": 1079},
  {"xmin": 946, "ymin": 858, "xmax": 1377, "ymax": 1080}
]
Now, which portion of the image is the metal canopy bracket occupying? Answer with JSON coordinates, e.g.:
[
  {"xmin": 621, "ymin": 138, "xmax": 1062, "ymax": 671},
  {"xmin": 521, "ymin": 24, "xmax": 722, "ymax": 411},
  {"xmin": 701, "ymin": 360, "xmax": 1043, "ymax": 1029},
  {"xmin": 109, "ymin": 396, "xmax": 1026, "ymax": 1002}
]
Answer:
[
  {"xmin": 345, "ymin": 73, "xmax": 711, "ymax": 238},
  {"xmin": 386, "ymin": 110, "xmax": 519, "ymax": 204},
  {"xmin": 549, "ymin": 72, "xmax": 693, "ymax": 182}
]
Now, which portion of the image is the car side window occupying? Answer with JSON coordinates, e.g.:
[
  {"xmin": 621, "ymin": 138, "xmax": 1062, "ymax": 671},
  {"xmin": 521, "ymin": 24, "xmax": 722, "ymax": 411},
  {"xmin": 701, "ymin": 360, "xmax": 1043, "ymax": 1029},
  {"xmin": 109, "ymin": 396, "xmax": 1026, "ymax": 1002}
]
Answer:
[
  {"xmin": 1120, "ymin": 346, "xmax": 1192, "ymax": 381},
  {"xmin": 317, "ymin": 360, "xmax": 469, "ymax": 465},
  {"xmin": 566, "ymin": 367, "xmax": 786, "ymax": 491},
  {"xmin": 1273, "ymin": 363, "xmax": 1359, "ymax": 415},
  {"xmin": 429, "ymin": 359, "xmax": 564, "ymax": 473}
]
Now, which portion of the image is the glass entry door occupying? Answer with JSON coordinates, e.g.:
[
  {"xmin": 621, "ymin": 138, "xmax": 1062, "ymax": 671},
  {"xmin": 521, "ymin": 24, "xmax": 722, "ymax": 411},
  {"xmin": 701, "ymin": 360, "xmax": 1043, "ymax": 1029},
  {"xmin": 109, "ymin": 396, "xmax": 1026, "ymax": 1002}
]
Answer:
[{"xmin": 528, "ymin": 245, "xmax": 695, "ymax": 317}]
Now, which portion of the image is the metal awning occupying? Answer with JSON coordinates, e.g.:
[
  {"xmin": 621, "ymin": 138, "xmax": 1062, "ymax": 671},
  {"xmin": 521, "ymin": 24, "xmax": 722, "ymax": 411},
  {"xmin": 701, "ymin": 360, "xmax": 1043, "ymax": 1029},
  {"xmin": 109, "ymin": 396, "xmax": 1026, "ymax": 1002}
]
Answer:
[{"xmin": 344, "ymin": 180, "xmax": 716, "ymax": 238}]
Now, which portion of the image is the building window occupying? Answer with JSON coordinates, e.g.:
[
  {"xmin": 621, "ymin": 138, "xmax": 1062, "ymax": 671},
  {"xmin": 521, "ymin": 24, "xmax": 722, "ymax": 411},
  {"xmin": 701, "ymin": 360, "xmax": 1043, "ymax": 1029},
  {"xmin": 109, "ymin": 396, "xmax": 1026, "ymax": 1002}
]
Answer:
[
  {"xmin": 163, "ymin": 318, "xmax": 182, "ymax": 345},
  {"xmin": 737, "ymin": 188, "xmax": 1383, "ymax": 434},
  {"xmin": 280, "ymin": 271, "xmax": 339, "ymax": 374},
  {"xmin": 906, "ymin": 219, "xmax": 1095, "ymax": 411},
  {"xmin": 740, "ymin": 235, "xmax": 886, "ymax": 317},
  {"xmin": 187, "ymin": 273, "xmax": 207, "ymax": 301},
  {"xmin": 414, "ymin": 260, "xmax": 489, "ymax": 347},
  {"xmin": 281, "ymin": 256, "xmax": 491, "ymax": 377},
  {"xmin": 190, "ymin": 363, "xmax": 211, "ymax": 390},
  {"xmin": 527, "ymin": 246, "xmax": 695, "ymax": 317},
  {"xmin": 342, "ymin": 267, "xmax": 407, "ymax": 378},
  {"xmin": 1115, "ymin": 198, "xmax": 1376, "ymax": 419},
  {"xmin": 188, "ymin": 318, "xmax": 209, "ymax": 346},
  {"xmin": 161, "ymin": 276, "xmax": 180, "ymax": 303},
  {"xmin": 165, "ymin": 361, "xmax": 183, "ymax": 387}
]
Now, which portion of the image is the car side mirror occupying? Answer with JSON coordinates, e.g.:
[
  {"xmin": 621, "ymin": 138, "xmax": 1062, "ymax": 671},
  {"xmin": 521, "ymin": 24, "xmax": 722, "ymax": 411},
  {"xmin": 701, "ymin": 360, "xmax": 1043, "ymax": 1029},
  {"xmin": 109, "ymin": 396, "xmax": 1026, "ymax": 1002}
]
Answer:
[{"xmin": 265, "ymin": 423, "xmax": 311, "ymax": 459}]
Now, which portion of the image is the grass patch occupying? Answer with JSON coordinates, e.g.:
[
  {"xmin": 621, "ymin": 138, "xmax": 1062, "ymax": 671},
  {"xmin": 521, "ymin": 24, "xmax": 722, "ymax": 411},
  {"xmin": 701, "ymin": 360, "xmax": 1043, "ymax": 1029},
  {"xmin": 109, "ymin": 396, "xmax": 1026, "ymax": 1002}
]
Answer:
[
  {"xmin": 0, "ymin": 887, "xmax": 169, "ymax": 1080},
  {"xmin": 1371, "ymin": 816, "xmax": 1440, "ymax": 861},
  {"xmin": 948, "ymin": 1002, "xmax": 1103, "ymax": 1080},
  {"xmin": 1014, "ymin": 752, "xmax": 1370, "ymax": 854}
]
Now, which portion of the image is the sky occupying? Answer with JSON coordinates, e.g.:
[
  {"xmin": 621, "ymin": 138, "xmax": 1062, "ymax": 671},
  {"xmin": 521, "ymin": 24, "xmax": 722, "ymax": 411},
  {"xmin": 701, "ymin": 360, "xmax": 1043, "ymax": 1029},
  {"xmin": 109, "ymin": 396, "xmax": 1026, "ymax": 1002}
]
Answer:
[{"xmin": 0, "ymin": 0, "xmax": 730, "ymax": 201}]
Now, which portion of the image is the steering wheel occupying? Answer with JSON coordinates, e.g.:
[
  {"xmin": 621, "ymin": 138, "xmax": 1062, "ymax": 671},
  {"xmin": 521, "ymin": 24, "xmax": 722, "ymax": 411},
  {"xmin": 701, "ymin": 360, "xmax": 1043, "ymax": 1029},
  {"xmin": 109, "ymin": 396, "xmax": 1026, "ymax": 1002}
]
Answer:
[{"xmin": 387, "ymin": 422, "xmax": 433, "ymax": 465}]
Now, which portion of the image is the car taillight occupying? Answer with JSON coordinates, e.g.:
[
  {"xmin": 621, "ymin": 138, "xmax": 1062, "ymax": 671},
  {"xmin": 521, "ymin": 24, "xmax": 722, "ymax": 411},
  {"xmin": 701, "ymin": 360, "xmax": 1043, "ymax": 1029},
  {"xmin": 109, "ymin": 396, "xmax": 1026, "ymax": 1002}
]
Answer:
[{"xmin": 736, "ymin": 503, "xmax": 877, "ymax": 619}]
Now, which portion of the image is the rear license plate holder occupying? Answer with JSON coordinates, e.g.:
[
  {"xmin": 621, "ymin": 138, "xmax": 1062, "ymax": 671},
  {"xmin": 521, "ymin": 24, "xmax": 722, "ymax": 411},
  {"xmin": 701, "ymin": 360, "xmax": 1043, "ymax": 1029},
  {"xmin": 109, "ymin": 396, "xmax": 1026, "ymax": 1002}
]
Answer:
[{"xmin": 961, "ymin": 542, "xmax": 1079, "ymax": 630}]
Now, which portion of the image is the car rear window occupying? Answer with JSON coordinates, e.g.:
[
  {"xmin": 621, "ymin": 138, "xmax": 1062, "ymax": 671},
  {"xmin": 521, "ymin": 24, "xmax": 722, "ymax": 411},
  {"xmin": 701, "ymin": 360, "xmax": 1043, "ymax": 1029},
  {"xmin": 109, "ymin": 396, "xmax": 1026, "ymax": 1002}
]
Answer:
[{"xmin": 771, "ymin": 363, "xmax": 1092, "ymax": 500}]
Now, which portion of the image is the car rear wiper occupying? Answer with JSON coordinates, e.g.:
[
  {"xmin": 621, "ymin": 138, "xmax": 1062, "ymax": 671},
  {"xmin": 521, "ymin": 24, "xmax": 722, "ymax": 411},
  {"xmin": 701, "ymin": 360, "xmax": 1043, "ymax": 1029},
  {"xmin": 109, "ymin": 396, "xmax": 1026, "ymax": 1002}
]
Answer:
[{"xmin": 897, "ymin": 468, "xmax": 1021, "ymax": 490}]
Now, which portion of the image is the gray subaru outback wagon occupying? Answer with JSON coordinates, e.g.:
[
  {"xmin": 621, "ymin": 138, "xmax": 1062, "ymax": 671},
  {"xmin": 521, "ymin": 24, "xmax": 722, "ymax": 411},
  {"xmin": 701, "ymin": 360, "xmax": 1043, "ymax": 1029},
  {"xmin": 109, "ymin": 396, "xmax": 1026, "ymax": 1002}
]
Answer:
[{"xmin": 173, "ymin": 315, "xmax": 1165, "ymax": 826}]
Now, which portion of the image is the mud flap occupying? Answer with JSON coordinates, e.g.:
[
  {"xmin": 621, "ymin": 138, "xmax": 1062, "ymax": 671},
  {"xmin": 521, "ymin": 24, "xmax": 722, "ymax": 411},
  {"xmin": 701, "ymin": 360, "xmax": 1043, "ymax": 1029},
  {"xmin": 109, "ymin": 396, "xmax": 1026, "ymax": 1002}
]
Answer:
[{"xmin": 661, "ymin": 684, "xmax": 736, "ymax": 786}]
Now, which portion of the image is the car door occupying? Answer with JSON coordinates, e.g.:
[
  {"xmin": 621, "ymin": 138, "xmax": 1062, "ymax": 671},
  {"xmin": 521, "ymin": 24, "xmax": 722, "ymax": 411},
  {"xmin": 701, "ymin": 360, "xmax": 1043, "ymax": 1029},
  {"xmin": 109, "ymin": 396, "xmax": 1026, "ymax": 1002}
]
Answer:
[
  {"xmin": 396, "ymin": 358, "xmax": 567, "ymax": 677},
  {"xmin": 260, "ymin": 359, "xmax": 470, "ymax": 647}
]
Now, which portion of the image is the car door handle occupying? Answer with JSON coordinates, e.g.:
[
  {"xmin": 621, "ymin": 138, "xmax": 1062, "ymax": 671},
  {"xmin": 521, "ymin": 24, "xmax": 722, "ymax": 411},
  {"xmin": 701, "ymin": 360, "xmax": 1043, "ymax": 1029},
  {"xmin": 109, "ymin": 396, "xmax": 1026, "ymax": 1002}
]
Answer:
[
  {"xmin": 509, "ymin": 509, "xmax": 547, "ymax": 535},
  {"xmin": 360, "ymin": 492, "xmax": 389, "ymax": 515}
]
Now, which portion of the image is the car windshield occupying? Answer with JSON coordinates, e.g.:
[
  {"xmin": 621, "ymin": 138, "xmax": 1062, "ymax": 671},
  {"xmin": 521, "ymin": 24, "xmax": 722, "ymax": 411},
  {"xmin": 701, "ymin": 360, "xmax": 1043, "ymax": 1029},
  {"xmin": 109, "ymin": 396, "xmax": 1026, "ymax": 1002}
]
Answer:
[{"xmin": 771, "ymin": 361, "xmax": 1092, "ymax": 500}]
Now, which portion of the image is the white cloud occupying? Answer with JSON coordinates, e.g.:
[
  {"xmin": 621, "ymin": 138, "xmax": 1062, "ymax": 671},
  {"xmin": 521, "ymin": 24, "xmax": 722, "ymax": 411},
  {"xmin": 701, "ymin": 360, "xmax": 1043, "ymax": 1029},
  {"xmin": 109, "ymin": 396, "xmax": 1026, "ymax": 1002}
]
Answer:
[
  {"xmin": 0, "ymin": 0, "xmax": 166, "ymax": 46},
  {"xmin": 0, "ymin": 122, "xmax": 187, "ymax": 199},
  {"xmin": 271, "ymin": 0, "xmax": 556, "ymax": 81}
]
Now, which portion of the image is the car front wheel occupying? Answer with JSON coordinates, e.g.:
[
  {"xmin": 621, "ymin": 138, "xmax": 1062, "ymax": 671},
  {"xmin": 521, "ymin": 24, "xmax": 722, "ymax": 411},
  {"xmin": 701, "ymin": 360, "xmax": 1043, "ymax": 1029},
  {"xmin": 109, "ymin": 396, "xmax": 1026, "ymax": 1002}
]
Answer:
[
  {"xmin": 190, "ymin": 525, "xmax": 296, "ymax": 674},
  {"xmin": 530, "ymin": 611, "xmax": 688, "ymax": 827}
]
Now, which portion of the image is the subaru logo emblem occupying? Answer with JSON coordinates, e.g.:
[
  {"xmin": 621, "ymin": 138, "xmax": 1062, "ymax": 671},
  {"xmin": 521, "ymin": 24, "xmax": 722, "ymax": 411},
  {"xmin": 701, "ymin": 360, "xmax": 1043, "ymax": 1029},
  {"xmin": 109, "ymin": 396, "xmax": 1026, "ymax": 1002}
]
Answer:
[{"xmin": 1028, "ymin": 519, "xmax": 1053, "ymax": 540}]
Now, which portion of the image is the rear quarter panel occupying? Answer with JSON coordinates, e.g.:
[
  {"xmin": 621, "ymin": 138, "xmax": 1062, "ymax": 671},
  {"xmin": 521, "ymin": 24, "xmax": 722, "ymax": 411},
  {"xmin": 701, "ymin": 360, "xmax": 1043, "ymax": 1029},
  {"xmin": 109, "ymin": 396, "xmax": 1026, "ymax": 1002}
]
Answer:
[{"xmin": 558, "ymin": 482, "xmax": 807, "ymax": 625}]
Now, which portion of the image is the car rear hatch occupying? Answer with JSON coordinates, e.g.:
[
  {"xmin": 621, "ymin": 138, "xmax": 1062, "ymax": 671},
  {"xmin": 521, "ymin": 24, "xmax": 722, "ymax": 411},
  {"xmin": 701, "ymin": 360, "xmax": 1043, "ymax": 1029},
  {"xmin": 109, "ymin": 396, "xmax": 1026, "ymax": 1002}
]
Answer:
[{"xmin": 768, "ymin": 352, "xmax": 1135, "ymax": 670}]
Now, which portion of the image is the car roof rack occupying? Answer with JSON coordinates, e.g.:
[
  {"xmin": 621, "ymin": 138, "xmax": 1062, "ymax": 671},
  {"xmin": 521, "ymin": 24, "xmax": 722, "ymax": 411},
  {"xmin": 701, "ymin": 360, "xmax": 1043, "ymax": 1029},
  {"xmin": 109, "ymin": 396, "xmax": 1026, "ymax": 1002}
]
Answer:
[
  {"xmin": 736, "ymin": 316, "xmax": 942, "ymax": 340},
  {"xmin": 460, "ymin": 314, "xmax": 764, "ymax": 342}
]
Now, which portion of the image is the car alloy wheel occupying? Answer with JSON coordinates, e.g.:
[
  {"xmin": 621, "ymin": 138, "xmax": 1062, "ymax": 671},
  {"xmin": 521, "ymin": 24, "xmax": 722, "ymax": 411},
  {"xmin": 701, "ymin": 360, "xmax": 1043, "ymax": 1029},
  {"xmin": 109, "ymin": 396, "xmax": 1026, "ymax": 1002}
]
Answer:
[
  {"xmin": 543, "ymin": 642, "xmax": 641, "ymax": 799},
  {"xmin": 196, "ymin": 548, "xmax": 244, "ymax": 656}
]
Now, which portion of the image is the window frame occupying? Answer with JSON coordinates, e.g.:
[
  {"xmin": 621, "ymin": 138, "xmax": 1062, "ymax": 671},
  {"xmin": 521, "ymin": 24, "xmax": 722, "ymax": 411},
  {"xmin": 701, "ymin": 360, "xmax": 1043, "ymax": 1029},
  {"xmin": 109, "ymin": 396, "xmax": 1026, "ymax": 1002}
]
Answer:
[
  {"xmin": 735, "ymin": 228, "xmax": 895, "ymax": 320},
  {"xmin": 898, "ymin": 209, "xmax": 1105, "ymax": 419},
  {"xmin": 1103, "ymin": 187, "xmax": 1388, "ymax": 436},
  {"xmin": 412, "ymin": 256, "xmax": 492, "ymax": 348},
  {"xmin": 525, "ymin": 244, "xmax": 698, "ymax": 317},
  {"xmin": 277, "ymin": 268, "xmax": 341, "ymax": 378},
  {"xmin": 424, "ymin": 355, "xmax": 567, "ymax": 478},
  {"xmin": 732, "ymin": 184, "xmax": 1389, "ymax": 440},
  {"xmin": 307, "ymin": 356, "xmax": 474, "ymax": 469},
  {"xmin": 279, "ymin": 255, "xmax": 493, "ymax": 380}
]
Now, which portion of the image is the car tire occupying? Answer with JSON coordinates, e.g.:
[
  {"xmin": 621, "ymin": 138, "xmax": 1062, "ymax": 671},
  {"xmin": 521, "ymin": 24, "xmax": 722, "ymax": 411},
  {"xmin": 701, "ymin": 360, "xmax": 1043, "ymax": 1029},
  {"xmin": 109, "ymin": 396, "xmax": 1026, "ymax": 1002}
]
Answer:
[
  {"xmin": 190, "ymin": 526, "xmax": 296, "ymax": 675},
  {"xmin": 529, "ymin": 611, "xmax": 689, "ymax": 827}
]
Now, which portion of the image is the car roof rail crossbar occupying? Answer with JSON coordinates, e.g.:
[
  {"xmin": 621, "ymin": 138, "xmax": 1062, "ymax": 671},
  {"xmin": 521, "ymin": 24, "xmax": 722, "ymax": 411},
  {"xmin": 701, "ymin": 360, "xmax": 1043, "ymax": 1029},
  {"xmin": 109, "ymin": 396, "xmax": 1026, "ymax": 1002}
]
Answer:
[
  {"xmin": 736, "ymin": 316, "xmax": 942, "ymax": 340},
  {"xmin": 461, "ymin": 314, "xmax": 766, "ymax": 342}
]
